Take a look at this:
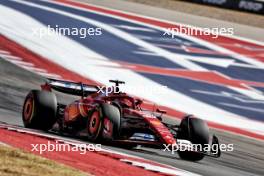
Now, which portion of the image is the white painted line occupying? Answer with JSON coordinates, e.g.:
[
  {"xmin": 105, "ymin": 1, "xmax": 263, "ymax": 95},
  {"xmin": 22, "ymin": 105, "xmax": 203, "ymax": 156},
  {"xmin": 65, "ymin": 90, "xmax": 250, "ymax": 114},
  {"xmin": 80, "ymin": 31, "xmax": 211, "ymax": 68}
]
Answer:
[
  {"xmin": 37, "ymin": 72, "xmax": 62, "ymax": 79},
  {"xmin": 120, "ymin": 159, "xmax": 201, "ymax": 176},
  {"xmin": 0, "ymin": 141, "xmax": 10, "ymax": 146},
  {"xmin": 228, "ymin": 86, "xmax": 264, "ymax": 101},
  {"xmin": 133, "ymin": 51, "xmax": 160, "ymax": 56},
  {"xmin": 20, "ymin": 65, "xmax": 47, "ymax": 73},
  {"xmin": 0, "ymin": 50, "xmax": 10, "ymax": 54},
  {"xmin": 232, "ymin": 63, "xmax": 264, "ymax": 69},
  {"xmin": 0, "ymin": 54, "xmax": 22, "ymax": 60},
  {"xmin": 219, "ymin": 103, "xmax": 264, "ymax": 113},
  {"xmin": 8, "ymin": 59, "xmax": 34, "ymax": 66},
  {"xmin": 182, "ymin": 56, "xmax": 235, "ymax": 68},
  {"xmin": 133, "ymin": 35, "xmax": 153, "ymax": 40}
]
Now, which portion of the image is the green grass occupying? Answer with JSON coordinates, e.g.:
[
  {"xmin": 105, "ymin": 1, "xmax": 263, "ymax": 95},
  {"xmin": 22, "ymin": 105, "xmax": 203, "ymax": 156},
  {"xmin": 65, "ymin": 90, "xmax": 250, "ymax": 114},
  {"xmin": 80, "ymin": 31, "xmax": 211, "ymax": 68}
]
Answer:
[{"xmin": 0, "ymin": 145, "xmax": 88, "ymax": 176}]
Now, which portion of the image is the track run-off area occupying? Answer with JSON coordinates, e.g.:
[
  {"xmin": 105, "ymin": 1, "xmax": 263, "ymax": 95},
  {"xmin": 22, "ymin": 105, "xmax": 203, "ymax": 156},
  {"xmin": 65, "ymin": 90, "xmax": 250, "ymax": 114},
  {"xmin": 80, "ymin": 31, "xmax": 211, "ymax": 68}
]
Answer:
[{"xmin": 0, "ymin": 0, "xmax": 264, "ymax": 176}]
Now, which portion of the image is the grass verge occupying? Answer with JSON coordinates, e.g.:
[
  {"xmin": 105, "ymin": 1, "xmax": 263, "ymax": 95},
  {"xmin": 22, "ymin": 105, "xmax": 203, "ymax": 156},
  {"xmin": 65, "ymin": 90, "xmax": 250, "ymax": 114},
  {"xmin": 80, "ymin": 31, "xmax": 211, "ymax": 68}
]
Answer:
[{"xmin": 0, "ymin": 145, "xmax": 88, "ymax": 176}]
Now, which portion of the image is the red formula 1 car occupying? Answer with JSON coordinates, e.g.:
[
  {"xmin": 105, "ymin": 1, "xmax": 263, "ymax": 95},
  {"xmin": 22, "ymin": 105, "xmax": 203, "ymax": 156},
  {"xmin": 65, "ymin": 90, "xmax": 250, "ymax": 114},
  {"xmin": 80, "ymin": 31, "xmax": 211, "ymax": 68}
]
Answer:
[{"xmin": 22, "ymin": 79, "xmax": 221, "ymax": 161}]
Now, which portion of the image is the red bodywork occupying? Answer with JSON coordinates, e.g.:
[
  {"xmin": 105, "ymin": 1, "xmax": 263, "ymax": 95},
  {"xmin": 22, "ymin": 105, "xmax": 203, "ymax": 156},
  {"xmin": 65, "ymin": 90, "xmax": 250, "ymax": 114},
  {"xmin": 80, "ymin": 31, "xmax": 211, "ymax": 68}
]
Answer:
[{"xmin": 41, "ymin": 82, "xmax": 176, "ymax": 146}]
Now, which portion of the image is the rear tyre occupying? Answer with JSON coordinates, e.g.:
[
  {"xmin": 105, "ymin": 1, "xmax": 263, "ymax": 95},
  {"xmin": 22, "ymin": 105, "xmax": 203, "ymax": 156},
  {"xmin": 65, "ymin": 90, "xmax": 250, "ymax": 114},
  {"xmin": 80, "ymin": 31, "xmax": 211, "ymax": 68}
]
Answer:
[
  {"xmin": 22, "ymin": 90, "xmax": 57, "ymax": 131},
  {"xmin": 177, "ymin": 115, "xmax": 209, "ymax": 161}
]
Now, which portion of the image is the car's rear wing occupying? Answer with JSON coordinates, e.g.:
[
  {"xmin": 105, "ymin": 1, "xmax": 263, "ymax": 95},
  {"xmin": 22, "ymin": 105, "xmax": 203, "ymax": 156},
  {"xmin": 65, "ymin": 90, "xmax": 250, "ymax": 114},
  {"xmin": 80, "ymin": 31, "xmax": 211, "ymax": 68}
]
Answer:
[{"xmin": 41, "ymin": 78, "xmax": 99, "ymax": 97}]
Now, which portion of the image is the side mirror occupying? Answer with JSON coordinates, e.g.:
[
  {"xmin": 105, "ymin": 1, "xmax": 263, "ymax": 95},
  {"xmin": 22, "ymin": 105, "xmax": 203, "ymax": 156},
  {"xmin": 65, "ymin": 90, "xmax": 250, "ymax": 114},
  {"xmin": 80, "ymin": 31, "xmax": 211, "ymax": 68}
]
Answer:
[
  {"xmin": 135, "ymin": 99, "xmax": 143, "ymax": 106},
  {"xmin": 211, "ymin": 135, "xmax": 221, "ymax": 158},
  {"xmin": 156, "ymin": 108, "xmax": 166, "ymax": 114}
]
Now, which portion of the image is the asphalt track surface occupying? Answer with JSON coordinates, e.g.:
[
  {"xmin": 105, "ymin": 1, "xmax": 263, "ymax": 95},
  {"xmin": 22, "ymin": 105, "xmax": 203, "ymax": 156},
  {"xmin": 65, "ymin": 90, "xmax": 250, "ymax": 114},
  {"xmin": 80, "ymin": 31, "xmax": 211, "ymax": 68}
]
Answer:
[
  {"xmin": 0, "ymin": 0, "xmax": 264, "ymax": 176},
  {"xmin": 1, "ymin": 58, "xmax": 264, "ymax": 176}
]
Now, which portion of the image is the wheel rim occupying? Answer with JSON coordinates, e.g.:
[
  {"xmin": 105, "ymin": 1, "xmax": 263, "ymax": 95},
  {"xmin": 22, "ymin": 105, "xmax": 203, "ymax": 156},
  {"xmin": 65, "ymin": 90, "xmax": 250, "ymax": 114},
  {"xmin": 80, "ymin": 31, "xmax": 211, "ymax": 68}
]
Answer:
[
  {"xmin": 88, "ymin": 111, "xmax": 101, "ymax": 135},
  {"xmin": 24, "ymin": 97, "xmax": 34, "ymax": 122},
  {"xmin": 103, "ymin": 118, "xmax": 114, "ymax": 137}
]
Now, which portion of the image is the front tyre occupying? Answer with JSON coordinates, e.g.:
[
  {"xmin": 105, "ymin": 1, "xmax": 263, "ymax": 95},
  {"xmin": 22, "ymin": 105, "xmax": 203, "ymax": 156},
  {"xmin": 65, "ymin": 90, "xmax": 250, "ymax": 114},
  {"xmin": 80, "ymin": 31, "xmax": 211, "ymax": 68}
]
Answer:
[
  {"xmin": 22, "ymin": 90, "xmax": 57, "ymax": 131},
  {"xmin": 177, "ymin": 115, "xmax": 209, "ymax": 161},
  {"xmin": 87, "ymin": 103, "xmax": 120, "ymax": 142},
  {"xmin": 87, "ymin": 108, "xmax": 103, "ymax": 141}
]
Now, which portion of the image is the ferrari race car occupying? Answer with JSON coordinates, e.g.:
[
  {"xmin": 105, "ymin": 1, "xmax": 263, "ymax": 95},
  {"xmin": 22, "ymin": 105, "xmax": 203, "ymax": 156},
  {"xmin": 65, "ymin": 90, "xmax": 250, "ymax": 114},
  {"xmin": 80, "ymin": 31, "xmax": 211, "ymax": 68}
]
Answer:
[{"xmin": 22, "ymin": 79, "xmax": 221, "ymax": 161}]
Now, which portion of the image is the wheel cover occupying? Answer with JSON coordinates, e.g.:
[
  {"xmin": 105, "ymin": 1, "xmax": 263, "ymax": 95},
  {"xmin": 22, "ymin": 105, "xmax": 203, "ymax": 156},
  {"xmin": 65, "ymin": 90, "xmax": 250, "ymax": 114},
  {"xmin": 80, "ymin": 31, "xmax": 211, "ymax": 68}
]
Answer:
[
  {"xmin": 88, "ymin": 111, "xmax": 101, "ymax": 135},
  {"xmin": 103, "ymin": 118, "xmax": 114, "ymax": 138},
  {"xmin": 24, "ymin": 97, "xmax": 34, "ymax": 122}
]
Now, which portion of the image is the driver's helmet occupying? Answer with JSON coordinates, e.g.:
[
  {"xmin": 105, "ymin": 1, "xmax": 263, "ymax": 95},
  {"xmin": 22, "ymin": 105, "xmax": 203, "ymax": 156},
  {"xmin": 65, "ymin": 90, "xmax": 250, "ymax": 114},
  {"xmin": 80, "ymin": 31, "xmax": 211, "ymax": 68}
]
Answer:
[{"xmin": 119, "ymin": 98, "xmax": 132, "ymax": 108}]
